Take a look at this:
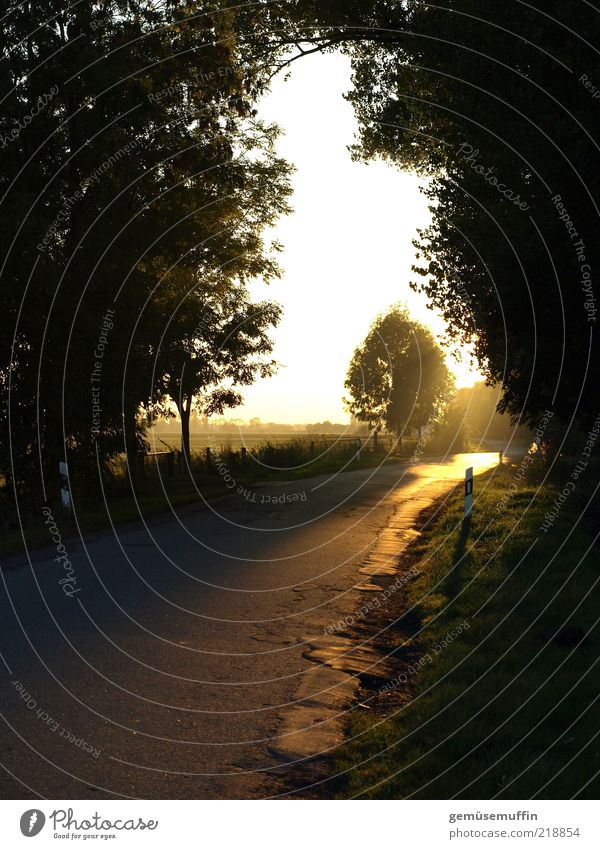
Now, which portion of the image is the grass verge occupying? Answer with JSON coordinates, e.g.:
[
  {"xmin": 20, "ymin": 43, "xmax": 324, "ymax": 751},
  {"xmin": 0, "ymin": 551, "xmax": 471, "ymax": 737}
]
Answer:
[{"xmin": 335, "ymin": 463, "xmax": 600, "ymax": 799}]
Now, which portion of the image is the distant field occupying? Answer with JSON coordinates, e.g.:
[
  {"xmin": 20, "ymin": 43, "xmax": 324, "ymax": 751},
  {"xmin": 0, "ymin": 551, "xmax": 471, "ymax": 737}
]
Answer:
[{"xmin": 149, "ymin": 431, "xmax": 368, "ymax": 453}]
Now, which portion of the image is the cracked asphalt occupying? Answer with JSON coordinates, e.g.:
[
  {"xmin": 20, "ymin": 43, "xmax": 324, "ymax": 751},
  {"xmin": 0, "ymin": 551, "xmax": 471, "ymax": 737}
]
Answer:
[{"xmin": 0, "ymin": 453, "xmax": 497, "ymax": 799}]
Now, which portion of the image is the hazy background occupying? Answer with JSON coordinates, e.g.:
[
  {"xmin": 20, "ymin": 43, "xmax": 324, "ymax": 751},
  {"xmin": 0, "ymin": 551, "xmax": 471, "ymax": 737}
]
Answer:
[{"xmin": 237, "ymin": 51, "xmax": 482, "ymax": 425}]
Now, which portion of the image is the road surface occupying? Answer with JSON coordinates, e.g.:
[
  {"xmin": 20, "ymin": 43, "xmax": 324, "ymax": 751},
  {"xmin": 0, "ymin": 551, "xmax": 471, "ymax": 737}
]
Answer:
[{"xmin": 0, "ymin": 453, "xmax": 498, "ymax": 799}]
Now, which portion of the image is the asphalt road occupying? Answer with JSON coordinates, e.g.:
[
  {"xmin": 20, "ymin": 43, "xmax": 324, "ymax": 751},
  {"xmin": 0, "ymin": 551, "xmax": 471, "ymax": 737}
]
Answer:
[{"xmin": 0, "ymin": 453, "xmax": 498, "ymax": 799}]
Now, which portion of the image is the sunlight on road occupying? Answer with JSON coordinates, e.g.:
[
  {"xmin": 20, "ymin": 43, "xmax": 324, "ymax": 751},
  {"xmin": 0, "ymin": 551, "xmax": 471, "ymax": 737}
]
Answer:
[{"xmin": 418, "ymin": 452, "xmax": 500, "ymax": 482}]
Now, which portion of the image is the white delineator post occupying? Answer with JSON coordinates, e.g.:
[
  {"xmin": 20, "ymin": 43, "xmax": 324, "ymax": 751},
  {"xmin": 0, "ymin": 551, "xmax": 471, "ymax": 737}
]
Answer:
[
  {"xmin": 59, "ymin": 461, "xmax": 71, "ymax": 510},
  {"xmin": 464, "ymin": 466, "xmax": 474, "ymax": 519}
]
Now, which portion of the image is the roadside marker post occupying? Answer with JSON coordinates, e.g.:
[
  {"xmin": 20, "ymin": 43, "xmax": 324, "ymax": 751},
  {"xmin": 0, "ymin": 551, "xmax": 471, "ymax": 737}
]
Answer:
[
  {"xmin": 464, "ymin": 466, "xmax": 473, "ymax": 519},
  {"xmin": 59, "ymin": 461, "xmax": 71, "ymax": 510}
]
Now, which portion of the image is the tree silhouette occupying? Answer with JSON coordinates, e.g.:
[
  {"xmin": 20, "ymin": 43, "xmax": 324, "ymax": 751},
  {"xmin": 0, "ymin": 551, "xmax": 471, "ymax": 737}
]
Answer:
[
  {"xmin": 0, "ymin": 1, "xmax": 292, "ymax": 490},
  {"xmin": 154, "ymin": 284, "xmax": 281, "ymax": 460},
  {"xmin": 345, "ymin": 306, "xmax": 453, "ymax": 448}
]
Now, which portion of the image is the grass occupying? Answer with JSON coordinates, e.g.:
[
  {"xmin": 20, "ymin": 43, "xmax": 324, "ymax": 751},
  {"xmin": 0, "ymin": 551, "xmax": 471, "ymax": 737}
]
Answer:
[
  {"xmin": 0, "ymin": 438, "xmax": 408, "ymax": 559},
  {"xmin": 336, "ymin": 463, "xmax": 600, "ymax": 799}
]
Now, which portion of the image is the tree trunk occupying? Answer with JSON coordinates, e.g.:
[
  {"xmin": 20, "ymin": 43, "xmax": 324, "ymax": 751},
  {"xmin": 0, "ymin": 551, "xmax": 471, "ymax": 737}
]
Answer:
[
  {"xmin": 123, "ymin": 405, "xmax": 140, "ymax": 484},
  {"xmin": 178, "ymin": 396, "xmax": 192, "ymax": 462}
]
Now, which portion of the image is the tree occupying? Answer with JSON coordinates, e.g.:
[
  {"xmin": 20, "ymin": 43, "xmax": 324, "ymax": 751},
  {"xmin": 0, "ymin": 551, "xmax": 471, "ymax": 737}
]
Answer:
[
  {"xmin": 228, "ymin": 0, "xmax": 600, "ymax": 436},
  {"xmin": 429, "ymin": 382, "xmax": 532, "ymax": 455},
  {"xmin": 341, "ymin": 1, "xmax": 600, "ymax": 433},
  {"xmin": 0, "ymin": 1, "xmax": 292, "ymax": 493},
  {"xmin": 344, "ymin": 306, "xmax": 453, "ymax": 447},
  {"xmin": 154, "ymin": 284, "xmax": 281, "ymax": 460}
]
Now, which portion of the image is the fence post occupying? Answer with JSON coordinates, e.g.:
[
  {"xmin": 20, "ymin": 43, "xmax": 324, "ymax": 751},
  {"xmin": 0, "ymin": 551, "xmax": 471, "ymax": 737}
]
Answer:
[
  {"xmin": 59, "ymin": 461, "xmax": 71, "ymax": 510},
  {"xmin": 464, "ymin": 466, "xmax": 473, "ymax": 519},
  {"xmin": 241, "ymin": 446, "xmax": 247, "ymax": 465},
  {"xmin": 205, "ymin": 447, "xmax": 212, "ymax": 468}
]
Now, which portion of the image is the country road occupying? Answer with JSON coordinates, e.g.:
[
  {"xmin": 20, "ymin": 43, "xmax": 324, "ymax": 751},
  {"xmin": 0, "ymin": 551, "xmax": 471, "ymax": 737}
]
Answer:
[{"xmin": 0, "ymin": 453, "xmax": 498, "ymax": 799}]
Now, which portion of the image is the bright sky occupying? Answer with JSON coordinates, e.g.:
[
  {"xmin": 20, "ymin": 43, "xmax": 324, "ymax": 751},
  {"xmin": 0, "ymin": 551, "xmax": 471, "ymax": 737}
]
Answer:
[{"xmin": 237, "ymin": 51, "xmax": 481, "ymax": 424}]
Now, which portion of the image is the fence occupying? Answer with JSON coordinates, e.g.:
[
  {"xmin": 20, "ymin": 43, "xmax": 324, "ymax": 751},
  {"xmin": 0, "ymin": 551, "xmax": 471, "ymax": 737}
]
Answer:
[{"xmin": 140, "ymin": 432, "xmax": 411, "ymax": 479}]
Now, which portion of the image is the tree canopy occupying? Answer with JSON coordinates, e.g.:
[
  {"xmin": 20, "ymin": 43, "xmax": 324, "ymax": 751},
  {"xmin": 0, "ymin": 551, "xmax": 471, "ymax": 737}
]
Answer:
[
  {"xmin": 340, "ymin": 1, "xmax": 600, "ymax": 432},
  {"xmin": 344, "ymin": 306, "xmax": 454, "ymax": 440},
  {"xmin": 0, "ymin": 1, "xmax": 292, "ymax": 490},
  {"xmin": 4, "ymin": 0, "xmax": 597, "ymax": 494}
]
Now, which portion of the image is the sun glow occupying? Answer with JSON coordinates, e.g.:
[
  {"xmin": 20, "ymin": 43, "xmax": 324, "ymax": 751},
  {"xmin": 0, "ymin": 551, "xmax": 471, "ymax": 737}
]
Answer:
[{"xmin": 237, "ymin": 51, "xmax": 483, "ymax": 424}]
